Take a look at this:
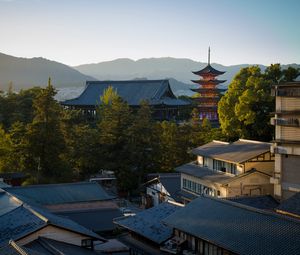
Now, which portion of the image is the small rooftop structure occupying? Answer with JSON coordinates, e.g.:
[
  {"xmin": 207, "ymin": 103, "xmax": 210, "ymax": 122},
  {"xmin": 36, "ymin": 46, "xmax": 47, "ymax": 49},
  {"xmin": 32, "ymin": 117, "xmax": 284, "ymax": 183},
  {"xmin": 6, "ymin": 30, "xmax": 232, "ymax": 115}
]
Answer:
[
  {"xmin": 164, "ymin": 196, "xmax": 300, "ymax": 255},
  {"xmin": 114, "ymin": 201, "xmax": 184, "ymax": 244},
  {"xmin": 192, "ymin": 139, "xmax": 271, "ymax": 164}
]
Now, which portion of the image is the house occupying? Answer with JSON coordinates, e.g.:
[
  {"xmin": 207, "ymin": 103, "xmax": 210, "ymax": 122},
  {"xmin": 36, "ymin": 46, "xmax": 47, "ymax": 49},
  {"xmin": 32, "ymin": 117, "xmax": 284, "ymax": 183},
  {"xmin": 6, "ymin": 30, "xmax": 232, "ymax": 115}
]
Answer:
[
  {"xmin": 61, "ymin": 80, "xmax": 190, "ymax": 121},
  {"xmin": 163, "ymin": 196, "xmax": 300, "ymax": 255},
  {"xmin": 0, "ymin": 188, "xmax": 129, "ymax": 254},
  {"xmin": 176, "ymin": 139, "xmax": 275, "ymax": 202},
  {"xmin": 270, "ymin": 81, "xmax": 300, "ymax": 200},
  {"xmin": 142, "ymin": 173, "xmax": 181, "ymax": 207},
  {"xmin": 114, "ymin": 201, "xmax": 184, "ymax": 252},
  {"xmin": 4, "ymin": 182, "xmax": 122, "ymax": 233}
]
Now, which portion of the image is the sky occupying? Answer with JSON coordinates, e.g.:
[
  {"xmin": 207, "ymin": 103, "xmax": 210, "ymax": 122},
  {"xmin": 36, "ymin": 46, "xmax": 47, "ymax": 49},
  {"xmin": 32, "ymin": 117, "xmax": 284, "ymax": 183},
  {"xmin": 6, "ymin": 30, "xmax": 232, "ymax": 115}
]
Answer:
[{"xmin": 0, "ymin": 0, "xmax": 299, "ymax": 66}]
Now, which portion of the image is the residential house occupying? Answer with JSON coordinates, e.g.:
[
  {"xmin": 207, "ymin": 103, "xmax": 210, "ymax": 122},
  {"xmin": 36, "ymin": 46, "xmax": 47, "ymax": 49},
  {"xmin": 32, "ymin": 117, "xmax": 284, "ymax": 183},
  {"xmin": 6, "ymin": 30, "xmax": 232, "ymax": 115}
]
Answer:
[
  {"xmin": 4, "ymin": 182, "xmax": 122, "ymax": 233},
  {"xmin": 163, "ymin": 196, "xmax": 300, "ymax": 255},
  {"xmin": 143, "ymin": 173, "xmax": 181, "ymax": 207},
  {"xmin": 114, "ymin": 201, "xmax": 184, "ymax": 253},
  {"xmin": 270, "ymin": 81, "xmax": 300, "ymax": 200},
  {"xmin": 0, "ymin": 188, "xmax": 129, "ymax": 254},
  {"xmin": 176, "ymin": 139, "xmax": 274, "ymax": 202}
]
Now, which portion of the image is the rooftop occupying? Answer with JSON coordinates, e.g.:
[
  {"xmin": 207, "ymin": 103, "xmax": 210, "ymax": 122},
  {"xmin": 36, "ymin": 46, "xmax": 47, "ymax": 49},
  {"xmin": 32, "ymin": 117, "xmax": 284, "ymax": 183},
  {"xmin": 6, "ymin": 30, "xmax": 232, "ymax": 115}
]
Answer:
[
  {"xmin": 4, "ymin": 182, "xmax": 114, "ymax": 206},
  {"xmin": 175, "ymin": 162, "xmax": 233, "ymax": 184},
  {"xmin": 276, "ymin": 192, "xmax": 300, "ymax": 218},
  {"xmin": 164, "ymin": 196, "xmax": 300, "ymax": 255},
  {"xmin": 226, "ymin": 195, "xmax": 279, "ymax": 210},
  {"xmin": 192, "ymin": 139, "xmax": 271, "ymax": 164},
  {"xmin": 114, "ymin": 201, "xmax": 184, "ymax": 244},
  {"xmin": 192, "ymin": 64, "xmax": 225, "ymax": 76},
  {"xmin": 62, "ymin": 80, "xmax": 190, "ymax": 107}
]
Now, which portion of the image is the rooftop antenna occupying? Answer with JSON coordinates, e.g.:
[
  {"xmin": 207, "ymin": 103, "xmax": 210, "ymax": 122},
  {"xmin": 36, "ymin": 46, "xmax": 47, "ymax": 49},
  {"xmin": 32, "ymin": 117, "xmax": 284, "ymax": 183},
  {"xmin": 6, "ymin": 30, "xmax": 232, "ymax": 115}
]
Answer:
[{"xmin": 208, "ymin": 46, "xmax": 211, "ymax": 65}]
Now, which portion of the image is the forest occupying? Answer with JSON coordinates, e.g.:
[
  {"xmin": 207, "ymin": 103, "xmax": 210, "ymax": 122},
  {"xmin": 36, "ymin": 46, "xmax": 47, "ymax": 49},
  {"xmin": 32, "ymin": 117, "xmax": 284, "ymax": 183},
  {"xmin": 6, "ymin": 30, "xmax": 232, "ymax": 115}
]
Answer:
[{"xmin": 0, "ymin": 64, "xmax": 298, "ymax": 192}]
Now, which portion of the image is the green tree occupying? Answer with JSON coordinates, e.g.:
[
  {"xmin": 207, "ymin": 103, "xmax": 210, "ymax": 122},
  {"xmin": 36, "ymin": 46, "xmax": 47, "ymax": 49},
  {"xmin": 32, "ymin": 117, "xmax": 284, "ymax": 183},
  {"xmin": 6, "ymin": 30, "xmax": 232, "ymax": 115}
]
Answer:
[
  {"xmin": 97, "ymin": 87, "xmax": 133, "ymax": 191},
  {"xmin": 0, "ymin": 125, "xmax": 13, "ymax": 172},
  {"xmin": 25, "ymin": 79, "xmax": 70, "ymax": 183},
  {"xmin": 218, "ymin": 66, "xmax": 274, "ymax": 141}
]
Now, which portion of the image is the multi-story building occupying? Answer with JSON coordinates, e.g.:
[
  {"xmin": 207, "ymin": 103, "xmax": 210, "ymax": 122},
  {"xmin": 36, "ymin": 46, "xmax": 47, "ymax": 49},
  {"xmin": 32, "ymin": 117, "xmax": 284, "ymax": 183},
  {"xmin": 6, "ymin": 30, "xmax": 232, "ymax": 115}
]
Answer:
[
  {"xmin": 176, "ymin": 139, "xmax": 274, "ymax": 202},
  {"xmin": 270, "ymin": 81, "xmax": 300, "ymax": 200}
]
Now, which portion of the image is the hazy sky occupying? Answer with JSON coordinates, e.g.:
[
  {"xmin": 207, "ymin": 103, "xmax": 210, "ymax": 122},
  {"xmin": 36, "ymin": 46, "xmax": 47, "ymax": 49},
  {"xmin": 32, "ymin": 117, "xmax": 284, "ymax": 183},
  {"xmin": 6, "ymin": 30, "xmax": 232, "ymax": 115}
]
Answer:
[{"xmin": 0, "ymin": 0, "xmax": 299, "ymax": 66}]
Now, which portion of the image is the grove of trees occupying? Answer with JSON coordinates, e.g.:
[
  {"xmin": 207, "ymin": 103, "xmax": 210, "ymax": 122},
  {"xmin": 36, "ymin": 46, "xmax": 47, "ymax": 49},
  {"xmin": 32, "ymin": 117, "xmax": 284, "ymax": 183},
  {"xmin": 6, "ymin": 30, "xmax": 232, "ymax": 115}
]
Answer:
[{"xmin": 0, "ymin": 64, "xmax": 298, "ymax": 192}]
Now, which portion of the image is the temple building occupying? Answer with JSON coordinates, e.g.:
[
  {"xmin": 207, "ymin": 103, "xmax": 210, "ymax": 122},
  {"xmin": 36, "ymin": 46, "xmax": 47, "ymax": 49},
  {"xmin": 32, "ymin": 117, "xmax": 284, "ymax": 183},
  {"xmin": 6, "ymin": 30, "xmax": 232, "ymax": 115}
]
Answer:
[
  {"xmin": 62, "ymin": 79, "xmax": 190, "ymax": 121},
  {"xmin": 191, "ymin": 48, "xmax": 226, "ymax": 124}
]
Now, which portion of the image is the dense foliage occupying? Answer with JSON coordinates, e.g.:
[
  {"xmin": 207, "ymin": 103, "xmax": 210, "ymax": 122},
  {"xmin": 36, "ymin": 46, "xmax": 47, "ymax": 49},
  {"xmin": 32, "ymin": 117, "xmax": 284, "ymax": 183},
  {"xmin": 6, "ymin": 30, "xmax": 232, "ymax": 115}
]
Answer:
[
  {"xmin": 218, "ymin": 64, "xmax": 299, "ymax": 141},
  {"xmin": 0, "ymin": 83, "xmax": 222, "ymax": 192}
]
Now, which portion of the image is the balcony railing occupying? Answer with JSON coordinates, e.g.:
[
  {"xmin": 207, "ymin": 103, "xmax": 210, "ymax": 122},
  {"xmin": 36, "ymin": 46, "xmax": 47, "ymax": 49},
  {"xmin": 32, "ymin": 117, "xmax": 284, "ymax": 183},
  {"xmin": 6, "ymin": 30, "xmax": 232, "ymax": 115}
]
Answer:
[
  {"xmin": 273, "ymin": 88, "xmax": 300, "ymax": 97},
  {"xmin": 271, "ymin": 117, "xmax": 300, "ymax": 127}
]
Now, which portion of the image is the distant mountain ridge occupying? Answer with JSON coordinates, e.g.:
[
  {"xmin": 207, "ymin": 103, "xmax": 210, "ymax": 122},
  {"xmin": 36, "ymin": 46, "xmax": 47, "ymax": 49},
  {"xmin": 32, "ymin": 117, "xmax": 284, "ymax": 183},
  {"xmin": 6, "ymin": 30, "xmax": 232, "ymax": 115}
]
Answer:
[
  {"xmin": 0, "ymin": 52, "xmax": 299, "ymax": 96},
  {"xmin": 0, "ymin": 52, "xmax": 95, "ymax": 90}
]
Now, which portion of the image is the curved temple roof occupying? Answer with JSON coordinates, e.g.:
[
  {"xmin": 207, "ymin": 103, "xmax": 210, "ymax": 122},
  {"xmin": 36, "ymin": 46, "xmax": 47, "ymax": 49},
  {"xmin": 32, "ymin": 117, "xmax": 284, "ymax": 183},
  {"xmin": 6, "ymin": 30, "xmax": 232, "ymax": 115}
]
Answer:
[
  {"xmin": 62, "ymin": 80, "xmax": 190, "ymax": 107},
  {"xmin": 192, "ymin": 64, "xmax": 225, "ymax": 76}
]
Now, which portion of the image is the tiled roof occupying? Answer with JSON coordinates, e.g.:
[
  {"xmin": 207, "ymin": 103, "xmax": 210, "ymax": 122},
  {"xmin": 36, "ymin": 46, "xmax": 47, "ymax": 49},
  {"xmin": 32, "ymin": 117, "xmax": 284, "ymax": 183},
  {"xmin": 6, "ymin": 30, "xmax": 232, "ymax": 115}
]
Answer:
[
  {"xmin": 0, "ymin": 241, "xmax": 44, "ymax": 255},
  {"xmin": 164, "ymin": 196, "xmax": 300, "ymax": 255},
  {"xmin": 192, "ymin": 64, "xmax": 225, "ymax": 76},
  {"xmin": 192, "ymin": 139, "xmax": 271, "ymax": 163},
  {"xmin": 114, "ymin": 201, "xmax": 183, "ymax": 244},
  {"xmin": 62, "ymin": 80, "xmax": 190, "ymax": 107},
  {"xmin": 226, "ymin": 195, "xmax": 279, "ymax": 210},
  {"xmin": 175, "ymin": 162, "xmax": 233, "ymax": 184},
  {"xmin": 25, "ymin": 237, "xmax": 103, "ymax": 255},
  {"xmin": 57, "ymin": 208, "xmax": 123, "ymax": 232},
  {"xmin": 0, "ymin": 191, "xmax": 103, "ymax": 247},
  {"xmin": 276, "ymin": 192, "xmax": 300, "ymax": 217},
  {"xmin": 4, "ymin": 182, "xmax": 114, "ymax": 205}
]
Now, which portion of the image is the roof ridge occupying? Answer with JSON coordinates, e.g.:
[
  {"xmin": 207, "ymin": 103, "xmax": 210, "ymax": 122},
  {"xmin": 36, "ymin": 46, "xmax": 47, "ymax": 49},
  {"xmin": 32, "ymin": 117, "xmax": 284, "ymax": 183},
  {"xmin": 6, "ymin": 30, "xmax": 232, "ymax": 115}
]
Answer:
[
  {"xmin": 5, "ymin": 181, "xmax": 94, "ymax": 189},
  {"xmin": 208, "ymin": 196, "xmax": 300, "ymax": 224},
  {"xmin": 238, "ymin": 139, "xmax": 271, "ymax": 145},
  {"xmin": 212, "ymin": 140, "xmax": 230, "ymax": 144},
  {"xmin": 87, "ymin": 79, "xmax": 168, "ymax": 84}
]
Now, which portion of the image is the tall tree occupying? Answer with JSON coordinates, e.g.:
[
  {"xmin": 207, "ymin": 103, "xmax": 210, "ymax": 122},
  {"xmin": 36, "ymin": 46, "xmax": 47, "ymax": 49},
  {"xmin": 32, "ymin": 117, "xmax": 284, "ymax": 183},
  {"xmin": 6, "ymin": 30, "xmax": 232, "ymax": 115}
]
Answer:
[{"xmin": 25, "ymin": 78, "xmax": 70, "ymax": 183}]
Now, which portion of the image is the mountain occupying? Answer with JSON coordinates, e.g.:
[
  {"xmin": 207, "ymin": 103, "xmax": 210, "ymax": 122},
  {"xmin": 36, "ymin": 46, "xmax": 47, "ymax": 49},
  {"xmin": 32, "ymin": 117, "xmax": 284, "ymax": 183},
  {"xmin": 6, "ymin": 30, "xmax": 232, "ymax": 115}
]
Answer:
[
  {"xmin": 0, "ymin": 52, "xmax": 95, "ymax": 90},
  {"xmin": 74, "ymin": 57, "xmax": 253, "ymax": 87}
]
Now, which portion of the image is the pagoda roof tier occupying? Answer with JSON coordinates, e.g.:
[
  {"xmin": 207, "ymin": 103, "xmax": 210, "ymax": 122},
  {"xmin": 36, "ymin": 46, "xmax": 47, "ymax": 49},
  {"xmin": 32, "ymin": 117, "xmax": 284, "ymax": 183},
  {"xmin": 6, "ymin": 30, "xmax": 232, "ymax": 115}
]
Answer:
[
  {"xmin": 191, "ymin": 88, "xmax": 226, "ymax": 93},
  {"xmin": 193, "ymin": 64, "xmax": 225, "ymax": 76},
  {"xmin": 191, "ymin": 79, "xmax": 226, "ymax": 85},
  {"xmin": 192, "ymin": 97, "xmax": 220, "ymax": 103}
]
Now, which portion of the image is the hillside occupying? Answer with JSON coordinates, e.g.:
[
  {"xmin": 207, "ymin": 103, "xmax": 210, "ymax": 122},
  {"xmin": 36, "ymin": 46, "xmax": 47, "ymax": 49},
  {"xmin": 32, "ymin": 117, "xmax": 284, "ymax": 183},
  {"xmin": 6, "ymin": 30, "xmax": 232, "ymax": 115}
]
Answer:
[{"xmin": 0, "ymin": 53, "xmax": 95, "ymax": 90}]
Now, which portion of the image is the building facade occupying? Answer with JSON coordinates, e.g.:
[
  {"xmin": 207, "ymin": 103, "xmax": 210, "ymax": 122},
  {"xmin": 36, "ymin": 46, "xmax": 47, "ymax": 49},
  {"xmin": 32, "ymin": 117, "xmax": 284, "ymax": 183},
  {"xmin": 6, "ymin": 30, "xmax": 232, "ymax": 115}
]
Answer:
[
  {"xmin": 270, "ymin": 82, "xmax": 300, "ymax": 200},
  {"xmin": 176, "ymin": 139, "xmax": 275, "ymax": 202}
]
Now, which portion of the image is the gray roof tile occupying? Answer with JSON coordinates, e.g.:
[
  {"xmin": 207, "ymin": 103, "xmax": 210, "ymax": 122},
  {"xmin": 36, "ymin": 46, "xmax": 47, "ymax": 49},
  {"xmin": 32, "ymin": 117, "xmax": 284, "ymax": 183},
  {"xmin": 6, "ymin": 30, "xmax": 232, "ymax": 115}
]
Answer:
[
  {"xmin": 164, "ymin": 196, "xmax": 300, "ymax": 255},
  {"xmin": 62, "ymin": 80, "xmax": 190, "ymax": 107},
  {"xmin": 192, "ymin": 139, "xmax": 271, "ymax": 163},
  {"xmin": 4, "ymin": 182, "xmax": 114, "ymax": 205},
  {"xmin": 277, "ymin": 192, "xmax": 300, "ymax": 217},
  {"xmin": 114, "ymin": 201, "xmax": 183, "ymax": 244}
]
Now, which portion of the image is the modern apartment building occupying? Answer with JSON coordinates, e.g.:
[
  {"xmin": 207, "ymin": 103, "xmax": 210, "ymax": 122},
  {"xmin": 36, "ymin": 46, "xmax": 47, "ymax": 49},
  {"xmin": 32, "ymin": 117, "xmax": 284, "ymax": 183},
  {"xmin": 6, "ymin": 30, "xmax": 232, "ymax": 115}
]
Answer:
[{"xmin": 270, "ymin": 81, "xmax": 300, "ymax": 200}]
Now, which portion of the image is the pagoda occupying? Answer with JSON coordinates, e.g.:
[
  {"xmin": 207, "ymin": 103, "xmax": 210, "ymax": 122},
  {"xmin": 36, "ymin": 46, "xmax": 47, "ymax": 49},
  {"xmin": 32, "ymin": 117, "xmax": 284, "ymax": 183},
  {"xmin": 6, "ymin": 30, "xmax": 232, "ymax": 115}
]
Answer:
[{"xmin": 191, "ymin": 47, "xmax": 226, "ymax": 124}]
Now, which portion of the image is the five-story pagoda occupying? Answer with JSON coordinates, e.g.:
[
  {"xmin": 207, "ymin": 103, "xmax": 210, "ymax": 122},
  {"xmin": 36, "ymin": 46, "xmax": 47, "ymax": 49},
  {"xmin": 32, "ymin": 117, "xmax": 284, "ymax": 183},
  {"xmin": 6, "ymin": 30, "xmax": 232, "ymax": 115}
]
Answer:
[{"xmin": 191, "ymin": 48, "xmax": 226, "ymax": 124}]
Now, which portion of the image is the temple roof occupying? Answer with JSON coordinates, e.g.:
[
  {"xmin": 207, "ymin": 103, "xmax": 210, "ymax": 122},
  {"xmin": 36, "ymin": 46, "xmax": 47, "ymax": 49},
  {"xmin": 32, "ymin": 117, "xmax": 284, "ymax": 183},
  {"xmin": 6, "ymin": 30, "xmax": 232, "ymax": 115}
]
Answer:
[
  {"xmin": 192, "ymin": 64, "xmax": 225, "ymax": 76},
  {"xmin": 191, "ymin": 79, "xmax": 226, "ymax": 85},
  {"xmin": 62, "ymin": 80, "xmax": 190, "ymax": 107}
]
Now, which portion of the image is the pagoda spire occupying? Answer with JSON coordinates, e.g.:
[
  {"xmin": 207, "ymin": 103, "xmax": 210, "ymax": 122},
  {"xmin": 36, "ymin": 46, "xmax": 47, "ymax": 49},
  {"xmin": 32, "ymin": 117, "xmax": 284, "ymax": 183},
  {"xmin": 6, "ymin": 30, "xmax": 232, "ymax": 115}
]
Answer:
[{"xmin": 208, "ymin": 47, "xmax": 210, "ymax": 65}]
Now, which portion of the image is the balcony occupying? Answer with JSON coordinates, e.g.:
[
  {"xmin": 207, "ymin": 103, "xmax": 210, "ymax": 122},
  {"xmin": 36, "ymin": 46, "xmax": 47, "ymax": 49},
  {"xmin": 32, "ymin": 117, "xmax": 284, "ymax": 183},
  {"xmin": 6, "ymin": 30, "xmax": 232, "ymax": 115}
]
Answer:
[
  {"xmin": 272, "ymin": 87, "xmax": 300, "ymax": 97},
  {"xmin": 271, "ymin": 117, "xmax": 300, "ymax": 127}
]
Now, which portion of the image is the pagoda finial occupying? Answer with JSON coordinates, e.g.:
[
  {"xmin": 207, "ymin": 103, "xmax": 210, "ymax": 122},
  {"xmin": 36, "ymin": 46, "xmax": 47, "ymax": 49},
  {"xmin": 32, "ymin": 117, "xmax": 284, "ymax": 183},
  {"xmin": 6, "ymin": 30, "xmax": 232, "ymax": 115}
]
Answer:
[{"xmin": 208, "ymin": 47, "xmax": 210, "ymax": 65}]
